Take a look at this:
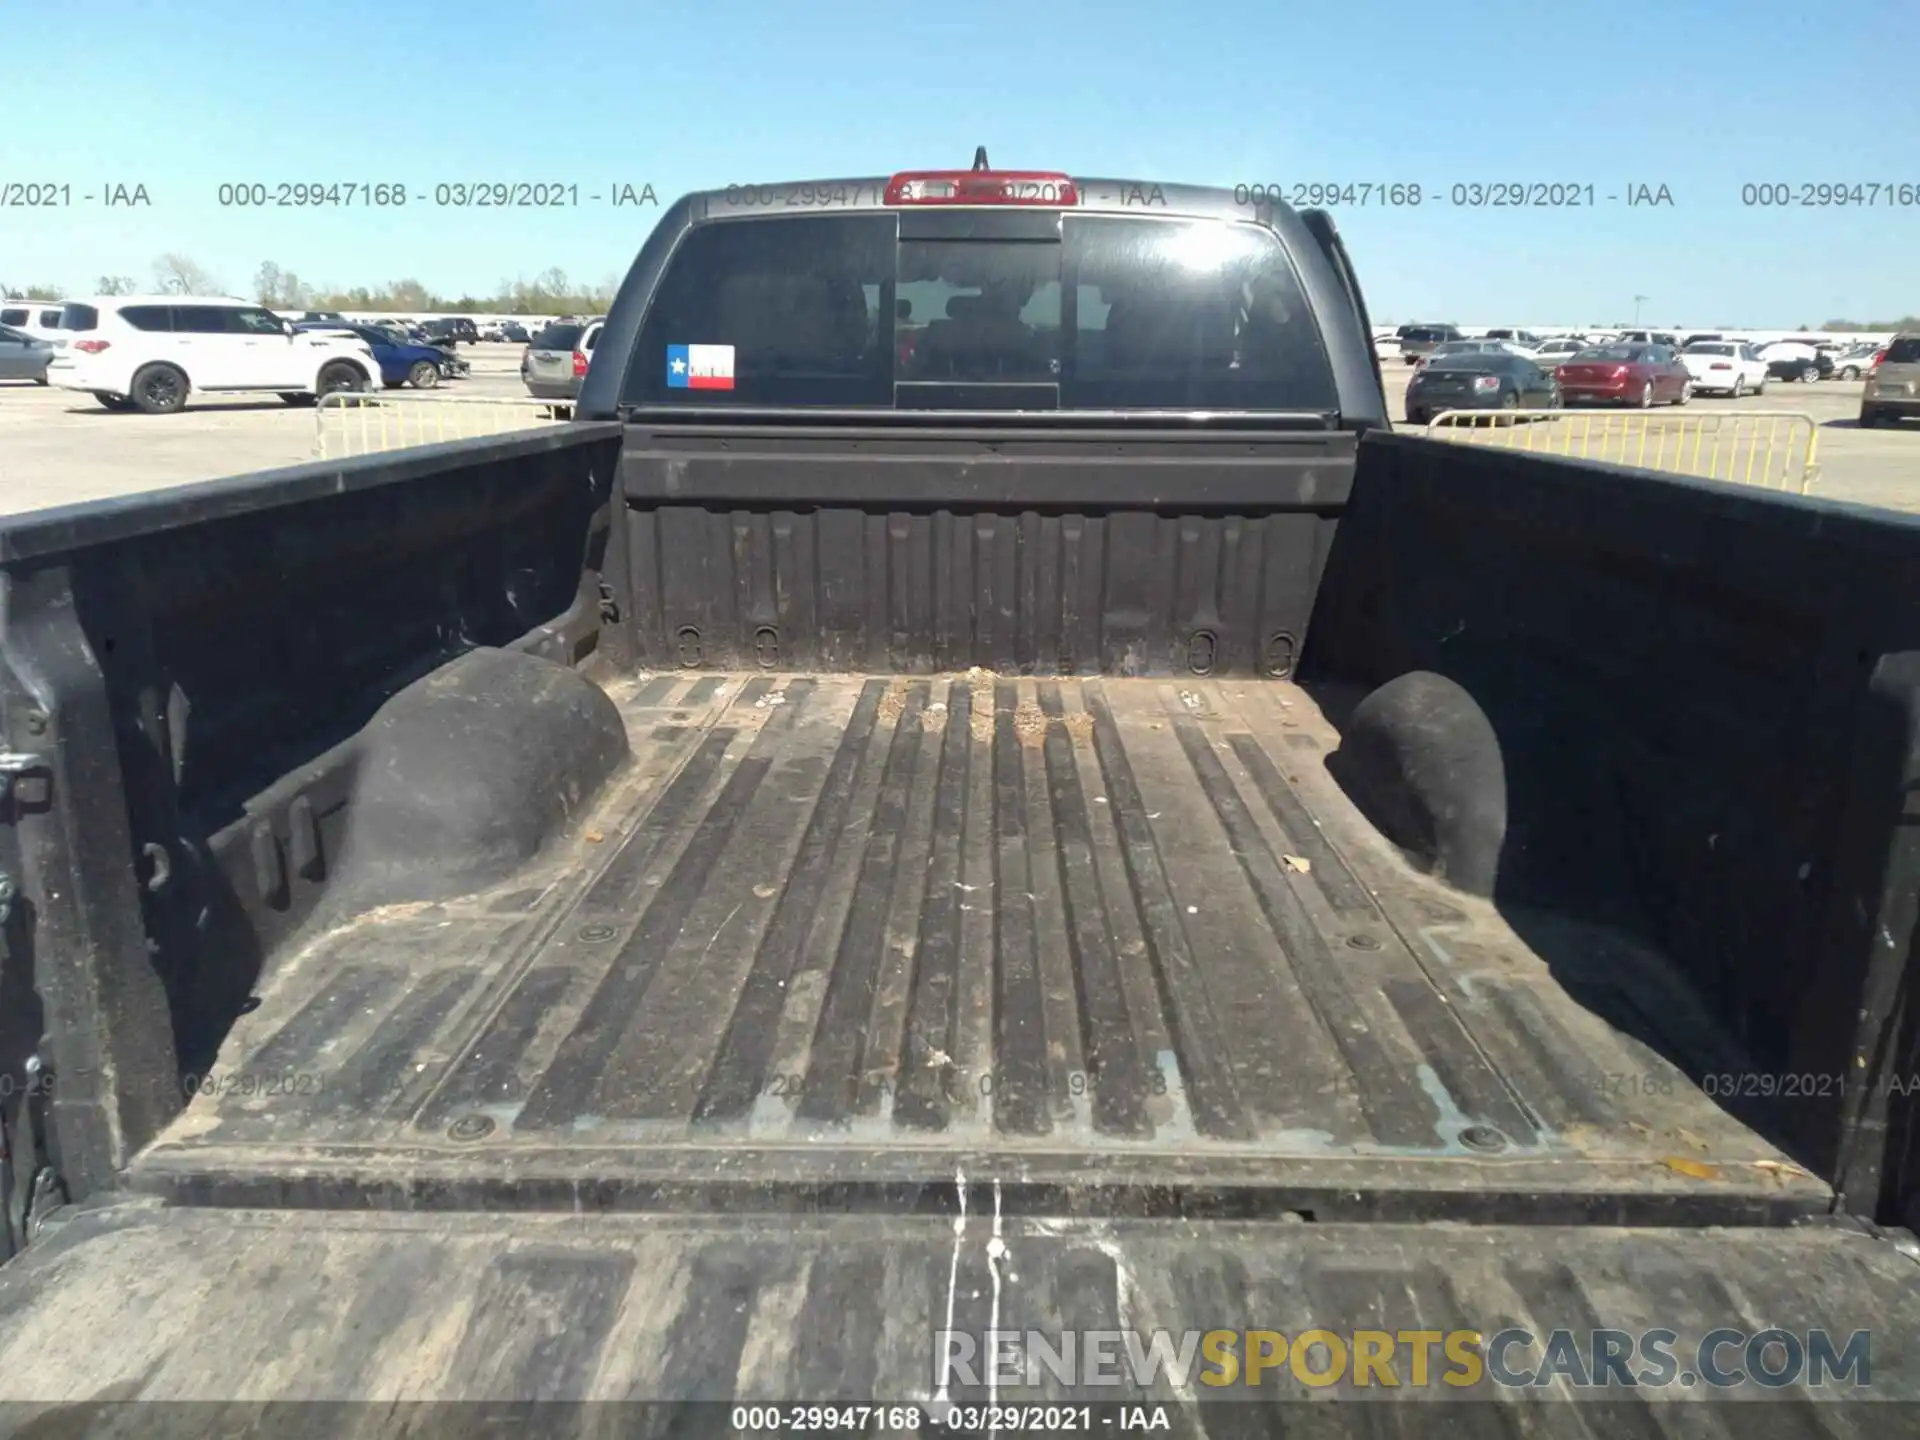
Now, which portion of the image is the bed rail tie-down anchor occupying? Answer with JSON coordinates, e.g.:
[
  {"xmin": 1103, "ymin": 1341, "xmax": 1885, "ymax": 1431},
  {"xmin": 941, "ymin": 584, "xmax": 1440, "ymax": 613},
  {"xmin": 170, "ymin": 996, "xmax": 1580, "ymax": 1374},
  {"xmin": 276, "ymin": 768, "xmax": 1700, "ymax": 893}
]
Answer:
[
  {"xmin": 0, "ymin": 753, "xmax": 50, "ymax": 812},
  {"xmin": 4, "ymin": 1055, "xmax": 69, "ymax": 1255}
]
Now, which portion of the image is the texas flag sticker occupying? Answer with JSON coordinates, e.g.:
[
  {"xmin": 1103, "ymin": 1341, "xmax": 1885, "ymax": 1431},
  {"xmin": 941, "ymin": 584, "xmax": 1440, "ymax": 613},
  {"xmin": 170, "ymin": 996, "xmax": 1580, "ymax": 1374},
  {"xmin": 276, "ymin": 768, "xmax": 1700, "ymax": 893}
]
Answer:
[{"xmin": 666, "ymin": 343, "xmax": 735, "ymax": 390}]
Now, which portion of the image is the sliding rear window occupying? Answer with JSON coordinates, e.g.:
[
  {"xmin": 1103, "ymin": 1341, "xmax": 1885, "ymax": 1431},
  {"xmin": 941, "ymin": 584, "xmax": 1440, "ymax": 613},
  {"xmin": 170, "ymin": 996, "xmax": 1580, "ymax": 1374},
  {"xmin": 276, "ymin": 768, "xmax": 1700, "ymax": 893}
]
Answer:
[{"xmin": 624, "ymin": 211, "xmax": 1336, "ymax": 411}]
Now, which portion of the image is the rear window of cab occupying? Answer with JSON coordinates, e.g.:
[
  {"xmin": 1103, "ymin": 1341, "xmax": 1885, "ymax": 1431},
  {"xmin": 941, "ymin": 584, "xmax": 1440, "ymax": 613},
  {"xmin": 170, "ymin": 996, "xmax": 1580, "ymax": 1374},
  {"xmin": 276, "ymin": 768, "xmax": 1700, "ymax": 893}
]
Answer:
[{"xmin": 623, "ymin": 211, "xmax": 1337, "ymax": 412}]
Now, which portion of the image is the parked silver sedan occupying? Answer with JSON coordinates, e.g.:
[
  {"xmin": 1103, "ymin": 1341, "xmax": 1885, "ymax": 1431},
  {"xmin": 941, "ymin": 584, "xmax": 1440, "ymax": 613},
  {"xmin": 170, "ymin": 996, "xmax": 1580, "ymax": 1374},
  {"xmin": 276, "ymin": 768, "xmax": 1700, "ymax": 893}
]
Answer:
[
  {"xmin": 0, "ymin": 325, "xmax": 52, "ymax": 385},
  {"xmin": 1831, "ymin": 344, "xmax": 1881, "ymax": 381}
]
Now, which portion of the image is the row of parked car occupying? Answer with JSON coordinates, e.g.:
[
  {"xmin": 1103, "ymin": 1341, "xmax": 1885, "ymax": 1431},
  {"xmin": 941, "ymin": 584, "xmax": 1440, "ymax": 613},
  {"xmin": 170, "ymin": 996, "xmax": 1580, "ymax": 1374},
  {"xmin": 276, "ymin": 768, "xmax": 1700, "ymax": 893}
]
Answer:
[
  {"xmin": 281, "ymin": 310, "xmax": 604, "ymax": 401},
  {"xmin": 0, "ymin": 297, "xmax": 486, "ymax": 412},
  {"xmin": 1385, "ymin": 324, "xmax": 1884, "ymax": 383},
  {"xmin": 1390, "ymin": 325, "xmax": 1920, "ymax": 429},
  {"xmin": 10, "ymin": 296, "xmax": 1912, "ymax": 429},
  {"xmin": 279, "ymin": 313, "xmax": 512, "ymax": 347},
  {"xmin": 285, "ymin": 315, "xmax": 557, "ymax": 346},
  {"xmin": 296, "ymin": 319, "xmax": 475, "ymax": 389},
  {"xmin": 0, "ymin": 297, "xmax": 615, "ymax": 411},
  {"xmin": 277, "ymin": 312, "xmax": 480, "ymax": 376},
  {"xmin": 281, "ymin": 311, "xmax": 608, "ymax": 404}
]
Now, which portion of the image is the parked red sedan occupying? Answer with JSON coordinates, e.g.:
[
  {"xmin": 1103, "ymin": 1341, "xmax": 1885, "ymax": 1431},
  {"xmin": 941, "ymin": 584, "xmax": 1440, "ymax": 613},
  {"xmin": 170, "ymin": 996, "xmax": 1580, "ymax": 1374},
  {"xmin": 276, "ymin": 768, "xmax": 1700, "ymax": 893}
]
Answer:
[{"xmin": 1554, "ymin": 343, "xmax": 1692, "ymax": 408}]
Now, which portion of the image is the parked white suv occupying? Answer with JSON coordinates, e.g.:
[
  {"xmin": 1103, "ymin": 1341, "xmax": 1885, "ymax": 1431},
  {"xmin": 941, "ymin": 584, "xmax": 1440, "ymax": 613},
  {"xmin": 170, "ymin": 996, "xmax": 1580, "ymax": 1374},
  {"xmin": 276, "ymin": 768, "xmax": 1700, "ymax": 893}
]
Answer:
[
  {"xmin": 0, "ymin": 301, "xmax": 69, "ymax": 341},
  {"xmin": 46, "ymin": 296, "xmax": 380, "ymax": 413},
  {"xmin": 0, "ymin": 302, "xmax": 74, "ymax": 360}
]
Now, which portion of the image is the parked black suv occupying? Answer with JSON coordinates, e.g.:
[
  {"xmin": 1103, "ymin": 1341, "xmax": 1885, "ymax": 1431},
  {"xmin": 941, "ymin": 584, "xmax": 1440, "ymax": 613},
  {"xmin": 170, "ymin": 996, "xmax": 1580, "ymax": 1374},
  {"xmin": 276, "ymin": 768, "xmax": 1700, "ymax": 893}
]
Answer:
[
  {"xmin": 1395, "ymin": 324, "xmax": 1463, "ymax": 364},
  {"xmin": 422, "ymin": 317, "xmax": 480, "ymax": 346}
]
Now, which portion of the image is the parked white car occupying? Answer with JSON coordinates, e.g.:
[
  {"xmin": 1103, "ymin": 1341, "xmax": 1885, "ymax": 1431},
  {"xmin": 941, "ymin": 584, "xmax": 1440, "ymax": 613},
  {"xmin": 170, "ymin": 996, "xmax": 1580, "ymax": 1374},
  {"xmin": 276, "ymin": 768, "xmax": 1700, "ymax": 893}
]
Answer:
[
  {"xmin": 1529, "ymin": 337, "xmax": 1589, "ymax": 365},
  {"xmin": 0, "ymin": 301, "xmax": 77, "ymax": 360},
  {"xmin": 46, "ymin": 296, "xmax": 380, "ymax": 413},
  {"xmin": 1831, "ymin": 346, "xmax": 1879, "ymax": 381},
  {"xmin": 0, "ymin": 300, "xmax": 69, "ymax": 342},
  {"xmin": 1680, "ymin": 341, "xmax": 1769, "ymax": 398}
]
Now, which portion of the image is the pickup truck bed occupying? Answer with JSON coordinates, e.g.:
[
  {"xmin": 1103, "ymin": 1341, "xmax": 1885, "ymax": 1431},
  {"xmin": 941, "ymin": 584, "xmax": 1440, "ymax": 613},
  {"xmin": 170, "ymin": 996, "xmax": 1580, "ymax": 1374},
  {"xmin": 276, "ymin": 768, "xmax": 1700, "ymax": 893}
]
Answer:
[
  {"xmin": 5, "ymin": 181, "xmax": 1919, "ymax": 1423},
  {"xmin": 133, "ymin": 668, "xmax": 1827, "ymax": 1223},
  {"xmin": 0, "ymin": 419, "xmax": 1913, "ymax": 1419}
]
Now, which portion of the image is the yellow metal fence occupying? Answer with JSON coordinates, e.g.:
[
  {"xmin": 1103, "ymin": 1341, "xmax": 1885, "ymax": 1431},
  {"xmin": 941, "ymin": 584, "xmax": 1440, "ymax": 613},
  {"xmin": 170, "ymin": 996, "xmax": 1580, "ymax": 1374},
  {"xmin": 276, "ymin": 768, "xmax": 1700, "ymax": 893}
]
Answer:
[
  {"xmin": 1421, "ymin": 409, "xmax": 1821, "ymax": 495},
  {"xmin": 312, "ymin": 395, "xmax": 1822, "ymax": 495},
  {"xmin": 315, "ymin": 392, "xmax": 573, "ymax": 459}
]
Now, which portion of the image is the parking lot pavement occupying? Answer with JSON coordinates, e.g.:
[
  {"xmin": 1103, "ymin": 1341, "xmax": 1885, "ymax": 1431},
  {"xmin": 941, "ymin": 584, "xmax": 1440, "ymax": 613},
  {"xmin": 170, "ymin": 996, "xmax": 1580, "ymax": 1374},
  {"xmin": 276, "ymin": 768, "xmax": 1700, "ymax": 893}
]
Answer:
[
  {"xmin": 0, "ymin": 349, "xmax": 1911, "ymax": 518},
  {"xmin": 0, "ymin": 345, "xmax": 531, "ymax": 516}
]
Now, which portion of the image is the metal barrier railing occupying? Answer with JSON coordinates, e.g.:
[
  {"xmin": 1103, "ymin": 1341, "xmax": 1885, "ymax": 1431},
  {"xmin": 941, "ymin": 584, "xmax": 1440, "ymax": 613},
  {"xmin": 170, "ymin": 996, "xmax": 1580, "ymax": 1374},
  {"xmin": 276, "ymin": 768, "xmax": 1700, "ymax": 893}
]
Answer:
[
  {"xmin": 314, "ymin": 393, "xmax": 1822, "ymax": 492},
  {"xmin": 1421, "ymin": 409, "xmax": 1822, "ymax": 496},
  {"xmin": 315, "ymin": 392, "xmax": 573, "ymax": 459}
]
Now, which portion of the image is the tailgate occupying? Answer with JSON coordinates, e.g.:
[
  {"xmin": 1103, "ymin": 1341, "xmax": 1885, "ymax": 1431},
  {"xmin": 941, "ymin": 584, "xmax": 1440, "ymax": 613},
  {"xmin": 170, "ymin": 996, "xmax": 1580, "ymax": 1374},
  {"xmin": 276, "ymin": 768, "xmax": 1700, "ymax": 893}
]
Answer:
[
  {"xmin": 0, "ymin": 1202, "xmax": 1912, "ymax": 1425},
  {"xmin": 527, "ymin": 346, "xmax": 575, "ymax": 380},
  {"xmin": 527, "ymin": 326, "xmax": 586, "ymax": 380}
]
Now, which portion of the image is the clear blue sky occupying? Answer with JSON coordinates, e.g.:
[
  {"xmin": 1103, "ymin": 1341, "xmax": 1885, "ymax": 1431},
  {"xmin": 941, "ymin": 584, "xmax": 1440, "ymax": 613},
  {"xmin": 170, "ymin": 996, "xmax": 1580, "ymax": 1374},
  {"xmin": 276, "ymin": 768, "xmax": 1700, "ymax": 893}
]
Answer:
[{"xmin": 5, "ymin": 0, "xmax": 1914, "ymax": 325}]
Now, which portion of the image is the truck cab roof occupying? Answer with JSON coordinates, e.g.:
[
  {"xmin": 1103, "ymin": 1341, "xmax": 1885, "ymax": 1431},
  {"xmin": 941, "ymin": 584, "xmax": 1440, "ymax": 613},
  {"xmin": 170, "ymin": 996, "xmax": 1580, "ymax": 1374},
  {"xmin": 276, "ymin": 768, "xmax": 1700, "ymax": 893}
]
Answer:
[{"xmin": 701, "ymin": 173, "xmax": 1266, "ymax": 223}]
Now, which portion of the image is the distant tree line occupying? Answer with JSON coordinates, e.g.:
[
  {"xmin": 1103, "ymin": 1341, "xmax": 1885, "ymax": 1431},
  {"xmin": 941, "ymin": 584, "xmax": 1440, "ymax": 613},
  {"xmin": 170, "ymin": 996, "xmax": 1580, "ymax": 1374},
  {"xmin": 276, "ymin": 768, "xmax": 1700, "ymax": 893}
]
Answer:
[
  {"xmin": 3, "ymin": 255, "xmax": 620, "ymax": 315},
  {"xmin": 9, "ymin": 265, "xmax": 1913, "ymax": 329},
  {"xmin": 1821, "ymin": 317, "xmax": 1920, "ymax": 332},
  {"xmin": 253, "ymin": 261, "xmax": 618, "ymax": 314}
]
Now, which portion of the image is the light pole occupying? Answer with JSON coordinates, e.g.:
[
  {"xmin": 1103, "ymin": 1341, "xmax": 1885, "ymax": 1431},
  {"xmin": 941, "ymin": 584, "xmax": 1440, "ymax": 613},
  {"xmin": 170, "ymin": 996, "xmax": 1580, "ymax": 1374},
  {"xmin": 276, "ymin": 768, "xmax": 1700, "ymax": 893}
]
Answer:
[{"xmin": 1633, "ymin": 295, "xmax": 1648, "ymax": 327}]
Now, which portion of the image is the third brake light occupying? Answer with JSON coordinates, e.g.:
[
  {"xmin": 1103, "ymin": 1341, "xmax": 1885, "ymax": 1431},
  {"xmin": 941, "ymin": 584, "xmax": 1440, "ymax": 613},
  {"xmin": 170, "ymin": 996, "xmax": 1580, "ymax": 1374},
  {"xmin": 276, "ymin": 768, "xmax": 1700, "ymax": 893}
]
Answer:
[{"xmin": 884, "ymin": 157, "xmax": 1077, "ymax": 207}]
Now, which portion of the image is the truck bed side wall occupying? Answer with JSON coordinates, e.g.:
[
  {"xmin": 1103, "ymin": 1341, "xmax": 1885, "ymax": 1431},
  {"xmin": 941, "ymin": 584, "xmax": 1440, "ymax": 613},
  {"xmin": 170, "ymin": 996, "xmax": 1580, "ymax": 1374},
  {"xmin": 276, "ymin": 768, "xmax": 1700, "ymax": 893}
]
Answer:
[
  {"xmin": 0, "ymin": 430, "xmax": 625, "ymax": 1197},
  {"xmin": 1304, "ymin": 433, "xmax": 1920, "ymax": 1219}
]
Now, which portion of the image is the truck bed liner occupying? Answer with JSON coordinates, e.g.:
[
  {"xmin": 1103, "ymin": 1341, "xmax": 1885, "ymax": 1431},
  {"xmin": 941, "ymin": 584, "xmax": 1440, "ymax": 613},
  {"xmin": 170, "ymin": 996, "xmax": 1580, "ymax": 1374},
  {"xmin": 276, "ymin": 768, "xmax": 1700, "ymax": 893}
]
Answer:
[{"xmin": 132, "ymin": 672, "xmax": 1830, "ymax": 1223}]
